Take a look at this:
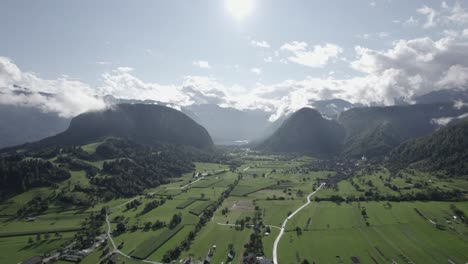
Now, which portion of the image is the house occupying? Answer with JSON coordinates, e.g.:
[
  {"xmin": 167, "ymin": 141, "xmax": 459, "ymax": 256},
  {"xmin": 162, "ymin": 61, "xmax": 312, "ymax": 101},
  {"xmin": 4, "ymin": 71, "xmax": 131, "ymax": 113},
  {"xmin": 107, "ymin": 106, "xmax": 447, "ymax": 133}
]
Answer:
[
  {"xmin": 257, "ymin": 257, "xmax": 274, "ymax": 264},
  {"xmin": 228, "ymin": 248, "xmax": 236, "ymax": 259}
]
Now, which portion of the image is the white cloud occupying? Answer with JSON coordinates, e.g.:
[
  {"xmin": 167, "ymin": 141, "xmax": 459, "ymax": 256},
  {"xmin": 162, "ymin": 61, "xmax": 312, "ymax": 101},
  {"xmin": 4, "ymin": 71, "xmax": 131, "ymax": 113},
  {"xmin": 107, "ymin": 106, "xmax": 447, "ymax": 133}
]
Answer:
[
  {"xmin": 280, "ymin": 42, "xmax": 343, "ymax": 68},
  {"xmin": 250, "ymin": 40, "xmax": 270, "ymax": 48},
  {"xmin": 417, "ymin": 5, "xmax": 438, "ymax": 28},
  {"xmin": 403, "ymin": 16, "xmax": 419, "ymax": 27},
  {"xmin": 446, "ymin": 2, "xmax": 468, "ymax": 24},
  {"xmin": 96, "ymin": 61, "xmax": 111, "ymax": 65},
  {"xmin": 264, "ymin": 56, "xmax": 273, "ymax": 63},
  {"xmin": 378, "ymin": 32, "xmax": 390, "ymax": 38},
  {"xmin": 3, "ymin": 30, "xmax": 468, "ymax": 123},
  {"xmin": 369, "ymin": 2, "xmax": 376, "ymax": 7},
  {"xmin": 356, "ymin": 34, "xmax": 371, "ymax": 40},
  {"xmin": 437, "ymin": 65, "xmax": 468, "ymax": 88},
  {"xmin": 0, "ymin": 56, "xmax": 106, "ymax": 117},
  {"xmin": 193, "ymin": 60, "xmax": 211, "ymax": 69},
  {"xmin": 250, "ymin": 68, "xmax": 262, "ymax": 75},
  {"xmin": 454, "ymin": 100, "xmax": 468, "ymax": 110},
  {"xmin": 462, "ymin": 28, "xmax": 468, "ymax": 37},
  {"xmin": 431, "ymin": 112, "xmax": 468, "ymax": 126}
]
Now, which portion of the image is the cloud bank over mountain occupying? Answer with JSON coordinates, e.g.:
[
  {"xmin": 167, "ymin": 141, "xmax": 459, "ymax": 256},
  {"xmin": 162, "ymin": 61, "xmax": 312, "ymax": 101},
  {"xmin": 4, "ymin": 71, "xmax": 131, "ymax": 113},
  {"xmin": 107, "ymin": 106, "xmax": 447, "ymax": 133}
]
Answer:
[{"xmin": 2, "ymin": 32, "xmax": 468, "ymax": 121}]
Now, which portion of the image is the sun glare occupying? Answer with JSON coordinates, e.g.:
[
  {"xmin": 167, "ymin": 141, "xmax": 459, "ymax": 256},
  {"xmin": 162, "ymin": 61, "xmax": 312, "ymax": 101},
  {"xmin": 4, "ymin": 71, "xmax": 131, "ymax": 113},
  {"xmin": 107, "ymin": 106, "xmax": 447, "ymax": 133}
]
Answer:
[{"xmin": 225, "ymin": 0, "xmax": 254, "ymax": 20}]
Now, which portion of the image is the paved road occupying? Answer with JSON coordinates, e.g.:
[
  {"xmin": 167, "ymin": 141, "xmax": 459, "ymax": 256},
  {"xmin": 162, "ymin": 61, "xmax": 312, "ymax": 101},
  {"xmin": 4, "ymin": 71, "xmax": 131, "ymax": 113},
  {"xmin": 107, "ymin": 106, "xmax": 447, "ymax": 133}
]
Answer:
[{"xmin": 272, "ymin": 183, "xmax": 325, "ymax": 264}]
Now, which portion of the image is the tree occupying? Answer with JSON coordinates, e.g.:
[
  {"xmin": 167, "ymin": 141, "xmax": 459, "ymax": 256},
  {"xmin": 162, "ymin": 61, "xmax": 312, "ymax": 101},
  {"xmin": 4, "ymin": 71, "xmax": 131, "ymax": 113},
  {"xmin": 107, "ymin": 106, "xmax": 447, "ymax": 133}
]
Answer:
[
  {"xmin": 295, "ymin": 227, "xmax": 302, "ymax": 236},
  {"xmin": 169, "ymin": 213, "xmax": 182, "ymax": 229},
  {"xmin": 116, "ymin": 222, "xmax": 126, "ymax": 233}
]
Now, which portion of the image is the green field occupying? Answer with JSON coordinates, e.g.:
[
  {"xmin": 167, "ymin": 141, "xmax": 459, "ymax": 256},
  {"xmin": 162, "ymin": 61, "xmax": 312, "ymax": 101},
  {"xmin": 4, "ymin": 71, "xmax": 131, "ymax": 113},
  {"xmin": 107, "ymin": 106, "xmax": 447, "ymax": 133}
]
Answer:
[
  {"xmin": 279, "ymin": 201, "xmax": 468, "ymax": 264},
  {"xmin": 1, "ymin": 151, "xmax": 468, "ymax": 264},
  {"xmin": 180, "ymin": 222, "xmax": 251, "ymax": 263},
  {"xmin": 131, "ymin": 225, "xmax": 185, "ymax": 259},
  {"xmin": 189, "ymin": 200, "xmax": 215, "ymax": 216}
]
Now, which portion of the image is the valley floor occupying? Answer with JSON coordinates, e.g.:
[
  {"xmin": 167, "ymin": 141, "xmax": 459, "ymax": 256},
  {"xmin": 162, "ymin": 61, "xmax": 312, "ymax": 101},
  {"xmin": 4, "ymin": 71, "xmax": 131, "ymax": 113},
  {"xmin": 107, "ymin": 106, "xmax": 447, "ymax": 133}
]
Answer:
[{"xmin": 1, "ymin": 151, "xmax": 467, "ymax": 264}]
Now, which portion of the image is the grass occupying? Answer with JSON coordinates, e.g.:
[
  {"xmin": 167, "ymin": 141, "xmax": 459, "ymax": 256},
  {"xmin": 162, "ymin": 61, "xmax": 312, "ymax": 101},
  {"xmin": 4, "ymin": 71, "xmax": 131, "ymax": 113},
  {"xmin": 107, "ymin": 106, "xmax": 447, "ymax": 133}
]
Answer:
[
  {"xmin": 191, "ymin": 177, "xmax": 224, "ymax": 188},
  {"xmin": 81, "ymin": 141, "xmax": 103, "ymax": 154},
  {"xmin": 278, "ymin": 201, "xmax": 468, "ymax": 264},
  {"xmin": 147, "ymin": 225, "xmax": 194, "ymax": 261},
  {"xmin": 189, "ymin": 201, "xmax": 215, "ymax": 216},
  {"xmin": 0, "ymin": 210, "xmax": 89, "ymax": 237},
  {"xmin": 131, "ymin": 225, "xmax": 185, "ymax": 259},
  {"xmin": 155, "ymin": 189, "xmax": 182, "ymax": 197},
  {"xmin": 257, "ymin": 199, "xmax": 303, "ymax": 227},
  {"xmin": 175, "ymin": 198, "xmax": 199, "ymax": 209},
  {"xmin": 180, "ymin": 222, "xmax": 251, "ymax": 264},
  {"xmin": 231, "ymin": 177, "xmax": 276, "ymax": 196},
  {"xmin": 0, "ymin": 233, "xmax": 74, "ymax": 263}
]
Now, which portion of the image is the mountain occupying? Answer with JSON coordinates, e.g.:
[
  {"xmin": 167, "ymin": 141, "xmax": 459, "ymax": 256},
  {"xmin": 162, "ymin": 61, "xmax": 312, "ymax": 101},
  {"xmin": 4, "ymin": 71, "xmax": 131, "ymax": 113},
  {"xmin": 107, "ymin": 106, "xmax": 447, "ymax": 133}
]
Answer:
[
  {"xmin": 413, "ymin": 89, "xmax": 468, "ymax": 104},
  {"xmin": 34, "ymin": 104, "xmax": 213, "ymax": 149},
  {"xmin": 181, "ymin": 104, "xmax": 272, "ymax": 145},
  {"xmin": 257, "ymin": 107, "xmax": 345, "ymax": 156},
  {"xmin": 0, "ymin": 104, "xmax": 70, "ymax": 148},
  {"xmin": 309, "ymin": 98, "xmax": 356, "ymax": 119},
  {"xmin": 338, "ymin": 103, "xmax": 468, "ymax": 158},
  {"xmin": 388, "ymin": 119, "xmax": 468, "ymax": 175},
  {"xmin": 104, "ymin": 99, "xmax": 276, "ymax": 145}
]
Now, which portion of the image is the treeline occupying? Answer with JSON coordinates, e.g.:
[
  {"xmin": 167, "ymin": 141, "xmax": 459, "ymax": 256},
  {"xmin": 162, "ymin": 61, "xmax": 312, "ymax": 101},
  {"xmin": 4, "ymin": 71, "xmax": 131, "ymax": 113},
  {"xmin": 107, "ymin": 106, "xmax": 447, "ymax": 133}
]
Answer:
[
  {"xmin": 388, "ymin": 119, "xmax": 468, "ymax": 175},
  {"xmin": 315, "ymin": 188, "xmax": 465, "ymax": 203},
  {"xmin": 0, "ymin": 138, "xmax": 236, "ymax": 202},
  {"xmin": 0, "ymin": 156, "xmax": 70, "ymax": 199}
]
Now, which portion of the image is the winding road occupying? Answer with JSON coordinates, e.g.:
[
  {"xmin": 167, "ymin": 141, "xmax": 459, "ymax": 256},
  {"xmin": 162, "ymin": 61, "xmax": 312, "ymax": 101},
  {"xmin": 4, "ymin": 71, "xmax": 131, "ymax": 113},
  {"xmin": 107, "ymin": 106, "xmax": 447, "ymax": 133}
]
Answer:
[{"xmin": 272, "ymin": 183, "xmax": 325, "ymax": 264}]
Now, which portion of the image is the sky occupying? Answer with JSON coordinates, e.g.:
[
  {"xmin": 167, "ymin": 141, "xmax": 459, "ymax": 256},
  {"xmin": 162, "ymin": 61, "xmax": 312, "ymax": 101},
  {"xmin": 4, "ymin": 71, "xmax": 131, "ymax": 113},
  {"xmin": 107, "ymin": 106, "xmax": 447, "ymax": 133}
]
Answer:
[{"xmin": 1, "ymin": 0, "xmax": 468, "ymax": 120}]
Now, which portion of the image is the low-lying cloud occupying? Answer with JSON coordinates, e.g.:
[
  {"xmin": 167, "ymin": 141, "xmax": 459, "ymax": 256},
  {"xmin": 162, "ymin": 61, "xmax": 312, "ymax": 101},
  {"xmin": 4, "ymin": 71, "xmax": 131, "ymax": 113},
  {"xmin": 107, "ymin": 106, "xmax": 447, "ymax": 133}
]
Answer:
[{"xmin": 0, "ymin": 57, "xmax": 106, "ymax": 118}]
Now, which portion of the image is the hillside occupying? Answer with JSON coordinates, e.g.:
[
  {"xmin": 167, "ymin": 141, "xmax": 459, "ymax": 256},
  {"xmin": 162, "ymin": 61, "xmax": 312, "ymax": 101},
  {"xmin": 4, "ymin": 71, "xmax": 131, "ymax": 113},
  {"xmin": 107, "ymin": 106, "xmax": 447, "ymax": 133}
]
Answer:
[
  {"xmin": 34, "ymin": 104, "xmax": 213, "ymax": 149},
  {"xmin": 338, "ymin": 103, "xmax": 468, "ymax": 158},
  {"xmin": 257, "ymin": 107, "xmax": 345, "ymax": 156},
  {"xmin": 0, "ymin": 104, "xmax": 70, "ymax": 148},
  {"xmin": 388, "ymin": 119, "xmax": 468, "ymax": 175}
]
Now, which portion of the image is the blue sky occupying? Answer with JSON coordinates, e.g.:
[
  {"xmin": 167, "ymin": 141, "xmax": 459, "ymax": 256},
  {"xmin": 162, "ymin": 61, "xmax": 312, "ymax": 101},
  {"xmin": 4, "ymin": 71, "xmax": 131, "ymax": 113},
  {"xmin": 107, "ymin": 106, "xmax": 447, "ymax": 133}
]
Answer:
[{"xmin": 1, "ymin": 0, "xmax": 468, "ymax": 119}]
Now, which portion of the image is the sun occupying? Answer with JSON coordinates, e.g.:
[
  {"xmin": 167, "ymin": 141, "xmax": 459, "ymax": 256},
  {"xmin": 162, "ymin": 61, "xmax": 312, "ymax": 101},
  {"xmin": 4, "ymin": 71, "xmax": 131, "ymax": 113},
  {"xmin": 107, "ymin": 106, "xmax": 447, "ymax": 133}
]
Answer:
[{"xmin": 225, "ymin": 0, "xmax": 254, "ymax": 20}]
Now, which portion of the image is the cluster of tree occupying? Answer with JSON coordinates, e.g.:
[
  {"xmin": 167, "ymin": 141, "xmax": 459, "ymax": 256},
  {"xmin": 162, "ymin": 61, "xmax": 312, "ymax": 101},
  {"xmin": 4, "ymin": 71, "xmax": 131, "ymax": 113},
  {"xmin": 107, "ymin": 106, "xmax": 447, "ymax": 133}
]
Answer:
[
  {"xmin": 17, "ymin": 196, "xmax": 49, "ymax": 216},
  {"xmin": 73, "ymin": 209, "xmax": 106, "ymax": 250},
  {"xmin": 243, "ymin": 206, "xmax": 264, "ymax": 256},
  {"xmin": 0, "ymin": 155, "xmax": 70, "ymax": 198},
  {"xmin": 56, "ymin": 190, "xmax": 94, "ymax": 207},
  {"xmin": 28, "ymin": 231, "xmax": 62, "ymax": 244},
  {"xmin": 125, "ymin": 199, "xmax": 141, "ymax": 210},
  {"xmin": 168, "ymin": 213, "xmax": 182, "ymax": 229},
  {"xmin": 315, "ymin": 188, "xmax": 465, "ymax": 203},
  {"xmin": 140, "ymin": 199, "xmax": 166, "ymax": 215},
  {"xmin": 91, "ymin": 140, "xmax": 196, "ymax": 197},
  {"xmin": 55, "ymin": 156, "xmax": 99, "ymax": 177}
]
